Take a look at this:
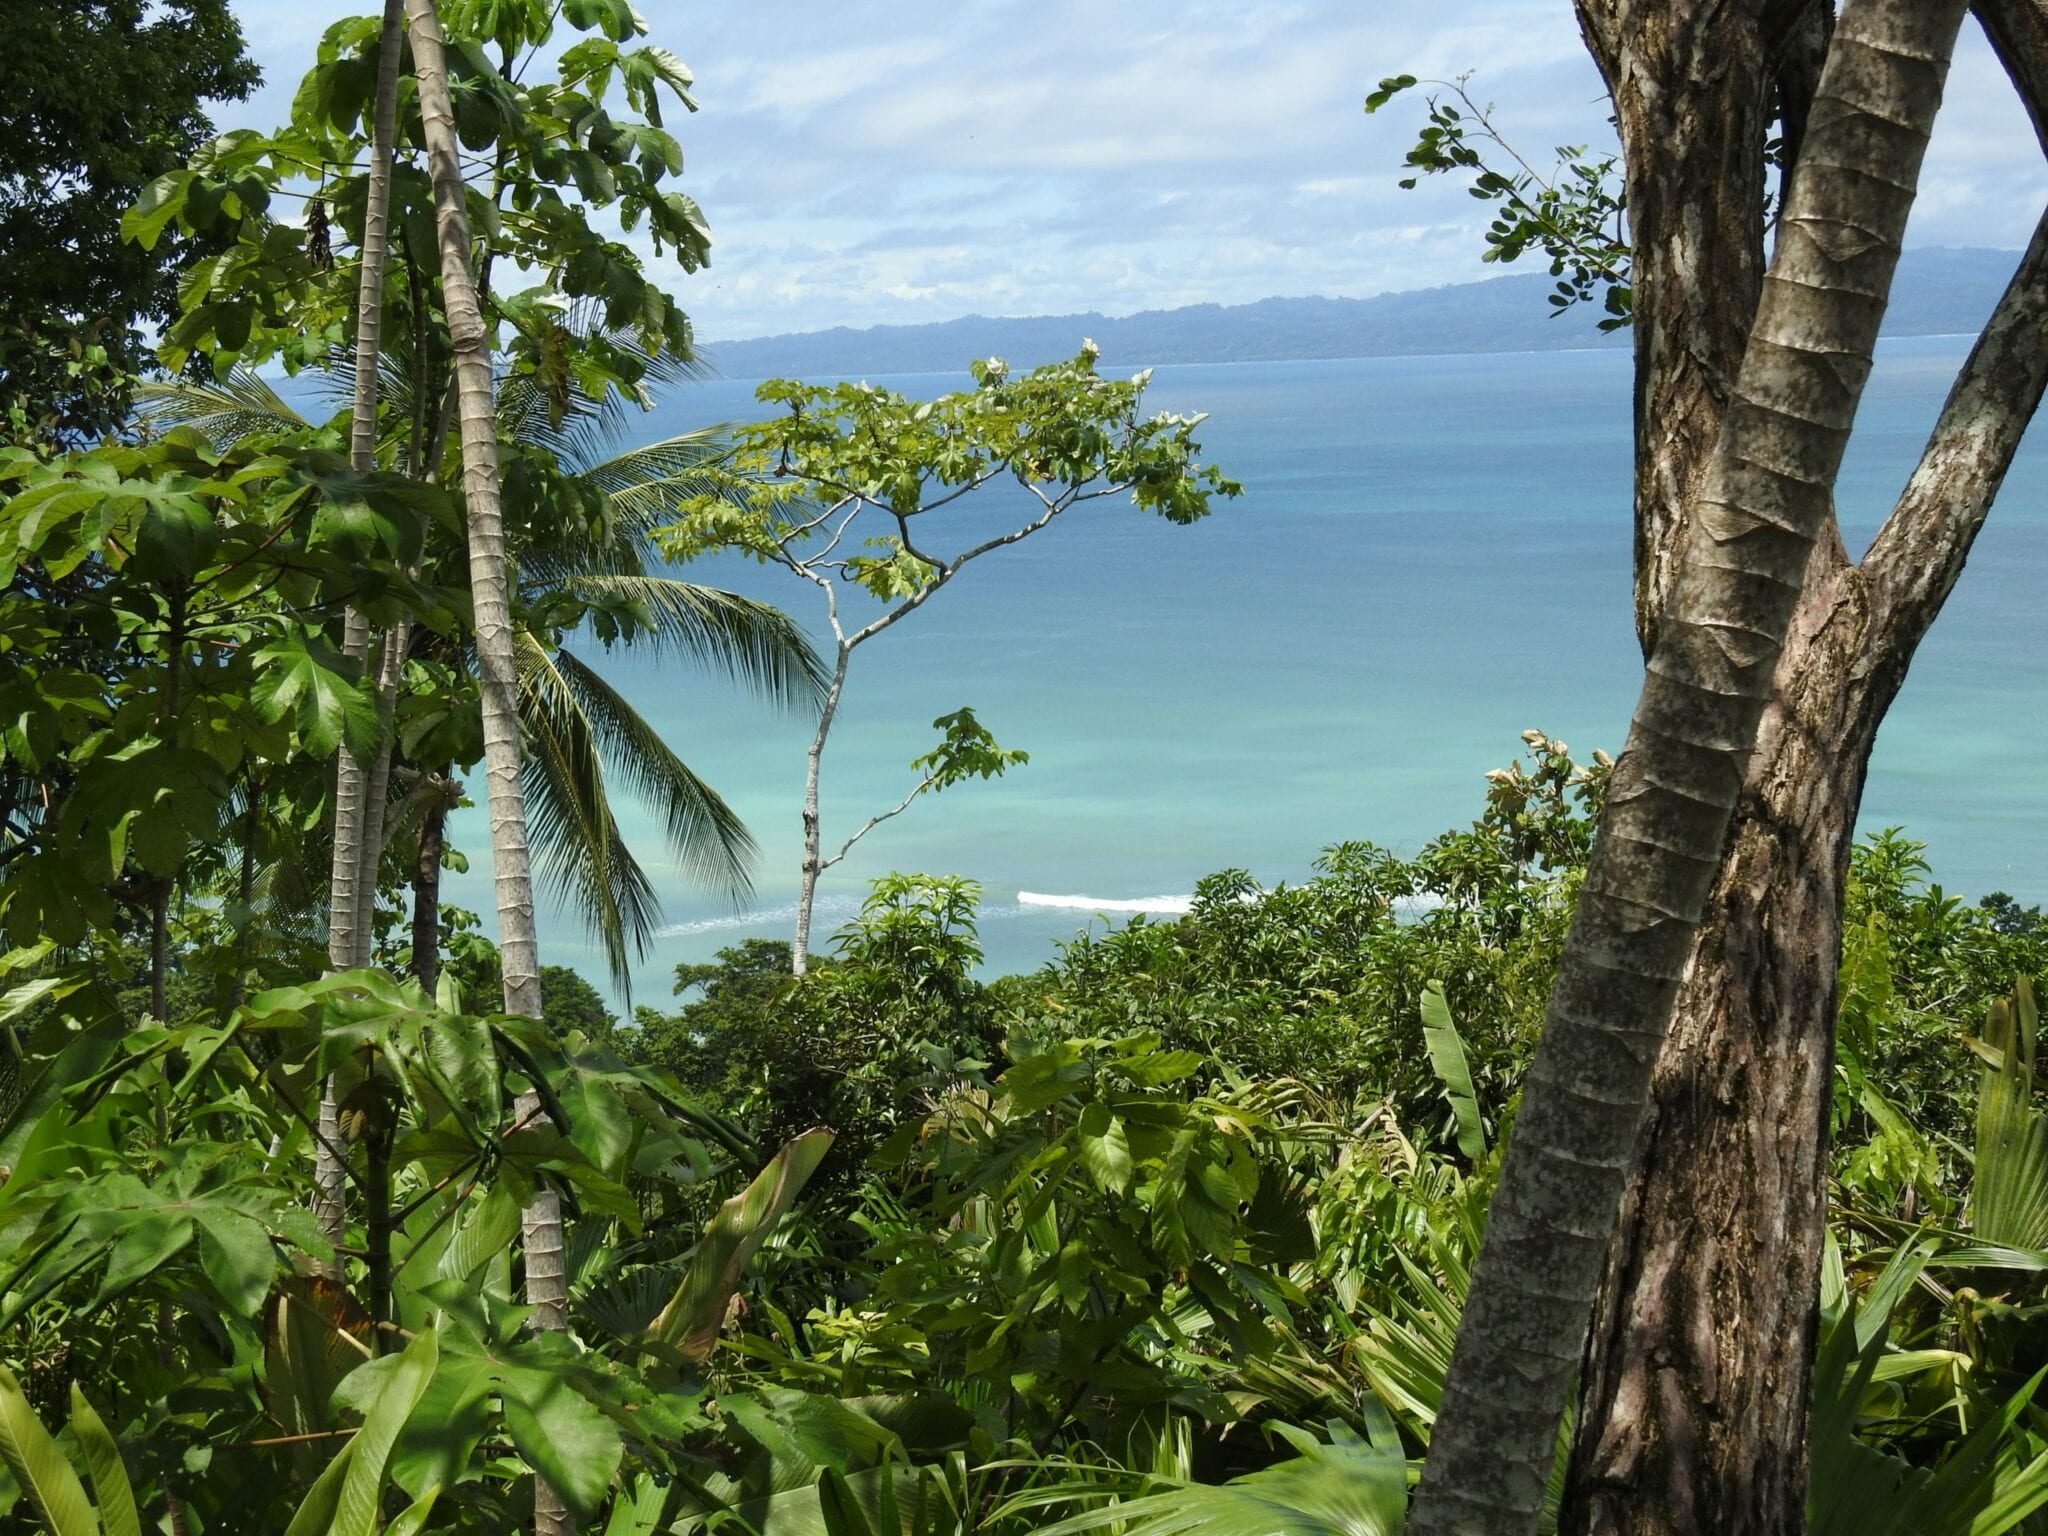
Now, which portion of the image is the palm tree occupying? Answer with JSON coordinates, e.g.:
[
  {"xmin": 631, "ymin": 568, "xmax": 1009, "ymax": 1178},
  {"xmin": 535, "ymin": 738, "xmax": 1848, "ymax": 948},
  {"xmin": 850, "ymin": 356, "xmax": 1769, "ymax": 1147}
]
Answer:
[{"xmin": 137, "ymin": 370, "xmax": 824, "ymax": 999}]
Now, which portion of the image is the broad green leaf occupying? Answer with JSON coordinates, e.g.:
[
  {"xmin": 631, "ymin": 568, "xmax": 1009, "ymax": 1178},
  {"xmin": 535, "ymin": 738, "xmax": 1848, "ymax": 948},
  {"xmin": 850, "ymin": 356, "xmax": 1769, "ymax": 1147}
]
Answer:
[
  {"xmin": 648, "ymin": 1128, "xmax": 834, "ymax": 1359},
  {"xmin": 332, "ymin": 1327, "xmax": 439, "ymax": 1536},
  {"xmin": 1077, "ymin": 1102, "xmax": 1133, "ymax": 1196},
  {"xmin": 502, "ymin": 1363, "xmax": 622, "ymax": 1522},
  {"xmin": 282, "ymin": 1437, "xmax": 358, "ymax": 1536},
  {"xmin": 121, "ymin": 169, "xmax": 194, "ymax": 251},
  {"xmin": 1420, "ymin": 981, "xmax": 1486, "ymax": 1161},
  {"xmin": 384, "ymin": 1484, "xmax": 442, "ymax": 1536},
  {"xmin": 434, "ymin": 1182, "xmax": 524, "ymax": 1286},
  {"xmin": 68, "ymin": 1388, "xmax": 138, "ymax": 1536},
  {"xmin": 196, "ymin": 1211, "xmax": 276, "ymax": 1315},
  {"xmin": 250, "ymin": 634, "xmax": 380, "ymax": 760},
  {"xmin": 0, "ymin": 1367, "xmax": 97, "ymax": 1536}
]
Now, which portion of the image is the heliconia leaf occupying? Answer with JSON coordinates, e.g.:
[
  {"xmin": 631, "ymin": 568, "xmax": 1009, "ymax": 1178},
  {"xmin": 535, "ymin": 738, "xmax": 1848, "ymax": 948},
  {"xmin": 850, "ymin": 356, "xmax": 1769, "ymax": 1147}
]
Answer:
[
  {"xmin": 1420, "ymin": 981, "xmax": 1487, "ymax": 1162},
  {"xmin": 383, "ymin": 1484, "xmax": 442, "ymax": 1536},
  {"xmin": 647, "ymin": 1128, "xmax": 834, "ymax": 1359},
  {"xmin": 0, "ymin": 1366, "xmax": 99, "ymax": 1536},
  {"xmin": 282, "ymin": 1436, "xmax": 358, "ymax": 1536},
  {"xmin": 68, "ymin": 1387, "xmax": 139, "ymax": 1536},
  {"xmin": 331, "ymin": 1327, "xmax": 439, "ymax": 1536}
]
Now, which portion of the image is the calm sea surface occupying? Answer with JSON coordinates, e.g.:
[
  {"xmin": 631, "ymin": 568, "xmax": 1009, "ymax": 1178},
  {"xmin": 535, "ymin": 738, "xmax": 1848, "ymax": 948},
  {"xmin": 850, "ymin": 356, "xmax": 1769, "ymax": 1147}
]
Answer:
[{"xmin": 443, "ymin": 337, "xmax": 2048, "ymax": 1001}]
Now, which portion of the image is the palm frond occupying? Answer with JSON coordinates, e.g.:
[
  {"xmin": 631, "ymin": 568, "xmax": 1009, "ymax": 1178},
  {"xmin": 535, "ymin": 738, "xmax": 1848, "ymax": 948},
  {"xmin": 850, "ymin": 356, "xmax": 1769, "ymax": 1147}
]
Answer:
[
  {"xmin": 502, "ymin": 299, "xmax": 709, "ymax": 469},
  {"xmin": 576, "ymin": 426, "xmax": 742, "ymax": 540},
  {"xmin": 134, "ymin": 368, "xmax": 311, "ymax": 448},
  {"xmin": 549, "ymin": 574, "xmax": 828, "ymax": 708},
  {"xmin": 516, "ymin": 632, "xmax": 664, "ymax": 999},
  {"xmin": 547, "ymin": 646, "xmax": 756, "ymax": 899},
  {"xmin": 1000, "ymin": 1417, "xmax": 1410, "ymax": 1536}
]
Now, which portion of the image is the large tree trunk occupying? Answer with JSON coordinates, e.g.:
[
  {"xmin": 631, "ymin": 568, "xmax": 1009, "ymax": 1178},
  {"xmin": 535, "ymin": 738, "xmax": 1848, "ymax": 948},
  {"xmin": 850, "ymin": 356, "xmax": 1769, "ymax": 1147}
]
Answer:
[
  {"xmin": 1560, "ymin": 4, "xmax": 2048, "ymax": 1530},
  {"xmin": 1409, "ymin": 4, "xmax": 1968, "ymax": 1530},
  {"xmin": 407, "ymin": 4, "xmax": 568, "ymax": 1531},
  {"xmin": 1565, "ymin": 208, "xmax": 2048, "ymax": 1535},
  {"xmin": 316, "ymin": 0, "xmax": 406, "ymax": 1246}
]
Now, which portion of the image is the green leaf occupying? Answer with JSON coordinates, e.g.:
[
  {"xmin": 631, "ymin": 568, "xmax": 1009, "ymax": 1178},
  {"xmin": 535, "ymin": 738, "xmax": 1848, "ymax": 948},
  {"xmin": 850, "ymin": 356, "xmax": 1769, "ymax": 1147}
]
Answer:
[
  {"xmin": 502, "ymin": 1363, "xmax": 622, "ymax": 1523},
  {"xmin": 250, "ymin": 633, "xmax": 380, "ymax": 760},
  {"xmin": 122, "ymin": 170, "xmax": 195, "ymax": 251},
  {"xmin": 68, "ymin": 1387, "xmax": 138, "ymax": 1536},
  {"xmin": 1420, "ymin": 981, "xmax": 1487, "ymax": 1161},
  {"xmin": 0, "ymin": 1367, "xmax": 97, "ymax": 1536},
  {"xmin": 434, "ymin": 1182, "xmax": 524, "ymax": 1286},
  {"xmin": 332, "ymin": 1327, "xmax": 439, "ymax": 1536},
  {"xmin": 1076, "ymin": 1102, "xmax": 1133, "ymax": 1196},
  {"xmin": 282, "ymin": 1437, "xmax": 358, "ymax": 1536},
  {"xmin": 196, "ymin": 1211, "xmax": 276, "ymax": 1315},
  {"xmin": 385, "ymin": 1485, "xmax": 442, "ymax": 1536},
  {"xmin": 648, "ymin": 1128, "xmax": 834, "ymax": 1359}
]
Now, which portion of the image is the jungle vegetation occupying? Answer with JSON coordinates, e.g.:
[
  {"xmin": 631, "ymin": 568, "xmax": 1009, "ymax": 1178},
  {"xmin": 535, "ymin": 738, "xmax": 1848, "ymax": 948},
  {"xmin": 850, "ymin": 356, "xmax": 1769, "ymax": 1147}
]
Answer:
[{"xmin": 2, "ymin": 1, "xmax": 2048, "ymax": 1535}]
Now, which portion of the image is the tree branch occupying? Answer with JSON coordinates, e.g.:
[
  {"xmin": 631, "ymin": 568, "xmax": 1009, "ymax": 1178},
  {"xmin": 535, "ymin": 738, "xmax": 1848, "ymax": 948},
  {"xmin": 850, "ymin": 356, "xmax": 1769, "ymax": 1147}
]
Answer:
[
  {"xmin": 1977, "ymin": 0, "xmax": 2048, "ymax": 153},
  {"xmin": 1858, "ymin": 204, "xmax": 2048, "ymax": 667},
  {"xmin": 817, "ymin": 773, "xmax": 938, "ymax": 874}
]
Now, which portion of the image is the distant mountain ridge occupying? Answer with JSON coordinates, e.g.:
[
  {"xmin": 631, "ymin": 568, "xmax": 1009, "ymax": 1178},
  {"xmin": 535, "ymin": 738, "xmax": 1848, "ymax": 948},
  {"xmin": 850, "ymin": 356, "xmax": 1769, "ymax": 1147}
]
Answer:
[{"xmin": 700, "ymin": 246, "xmax": 2016, "ymax": 381}]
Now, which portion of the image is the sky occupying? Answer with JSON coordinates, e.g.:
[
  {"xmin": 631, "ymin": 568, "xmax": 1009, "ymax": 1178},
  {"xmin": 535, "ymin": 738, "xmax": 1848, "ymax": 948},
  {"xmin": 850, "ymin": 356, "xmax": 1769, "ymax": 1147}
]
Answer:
[{"xmin": 220, "ymin": 3, "xmax": 2048, "ymax": 341}]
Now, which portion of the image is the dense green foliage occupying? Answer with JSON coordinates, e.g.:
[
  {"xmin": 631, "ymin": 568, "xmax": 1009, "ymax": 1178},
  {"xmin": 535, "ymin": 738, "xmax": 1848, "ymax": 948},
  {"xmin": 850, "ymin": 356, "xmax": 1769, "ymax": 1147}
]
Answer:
[
  {"xmin": 0, "ymin": 1, "xmax": 260, "ymax": 443},
  {"xmin": 3, "ymin": 2, "xmax": 2047, "ymax": 1532}
]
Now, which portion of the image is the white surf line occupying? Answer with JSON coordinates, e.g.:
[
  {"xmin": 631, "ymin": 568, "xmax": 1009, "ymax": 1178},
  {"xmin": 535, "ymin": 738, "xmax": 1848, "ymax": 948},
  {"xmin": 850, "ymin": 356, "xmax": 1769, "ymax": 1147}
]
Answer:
[{"xmin": 1016, "ymin": 891, "xmax": 1196, "ymax": 915}]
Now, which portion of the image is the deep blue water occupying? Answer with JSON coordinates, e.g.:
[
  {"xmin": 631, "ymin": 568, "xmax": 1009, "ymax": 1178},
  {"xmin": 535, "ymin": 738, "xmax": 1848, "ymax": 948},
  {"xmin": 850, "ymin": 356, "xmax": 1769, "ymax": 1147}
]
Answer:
[{"xmin": 442, "ymin": 337, "xmax": 2048, "ymax": 1002}]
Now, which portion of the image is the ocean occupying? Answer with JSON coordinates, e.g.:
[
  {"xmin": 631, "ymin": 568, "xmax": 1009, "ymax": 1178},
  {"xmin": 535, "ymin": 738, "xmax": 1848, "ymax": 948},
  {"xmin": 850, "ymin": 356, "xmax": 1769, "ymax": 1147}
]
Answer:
[{"xmin": 443, "ymin": 336, "xmax": 2048, "ymax": 1004}]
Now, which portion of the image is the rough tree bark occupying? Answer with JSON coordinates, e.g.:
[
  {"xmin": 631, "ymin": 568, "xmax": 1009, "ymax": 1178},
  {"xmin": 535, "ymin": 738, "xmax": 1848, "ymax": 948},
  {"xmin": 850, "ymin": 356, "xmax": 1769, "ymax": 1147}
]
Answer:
[
  {"xmin": 315, "ymin": 0, "xmax": 405, "ymax": 1246},
  {"xmin": 1409, "ymin": 3, "xmax": 1969, "ymax": 1530},
  {"xmin": 1561, "ymin": 4, "xmax": 2048, "ymax": 1532},
  {"xmin": 407, "ymin": 4, "xmax": 569, "ymax": 1530}
]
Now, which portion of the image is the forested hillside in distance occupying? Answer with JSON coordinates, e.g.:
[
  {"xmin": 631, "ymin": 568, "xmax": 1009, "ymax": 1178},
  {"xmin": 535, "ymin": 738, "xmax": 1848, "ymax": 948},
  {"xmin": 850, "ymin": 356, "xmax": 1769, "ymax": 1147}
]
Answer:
[{"xmin": 702, "ymin": 245, "xmax": 2017, "ymax": 378}]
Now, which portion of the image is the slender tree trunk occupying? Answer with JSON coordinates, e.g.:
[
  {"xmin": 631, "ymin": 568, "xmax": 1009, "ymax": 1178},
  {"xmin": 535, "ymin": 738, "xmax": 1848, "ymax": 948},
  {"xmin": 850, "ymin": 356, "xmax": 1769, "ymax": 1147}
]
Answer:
[
  {"xmin": 1559, "ymin": 5, "xmax": 2048, "ymax": 1530},
  {"xmin": 408, "ymin": 4, "xmax": 566, "ymax": 1528},
  {"xmin": 412, "ymin": 782, "xmax": 448, "ymax": 995},
  {"xmin": 792, "ymin": 644, "xmax": 851, "ymax": 975},
  {"xmin": 227, "ymin": 778, "xmax": 260, "ymax": 1014},
  {"xmin": 317, "ymin": 0, "xmax": 405, "ymax": 1246},
  {"xmin": 150, "ymin": 586, "xmax": 188, "ymax": 1024},
  {"xmin": 1410, "ymin": 6, "xmax": 1967, "ymax": 1531},
  {"xmin": 1565, "ymin": 209, "xmax": 2048, "ymax": 1536},
  {"xmin": 355, "ymin": 619, "xmax": 412, "ymax": 949}
]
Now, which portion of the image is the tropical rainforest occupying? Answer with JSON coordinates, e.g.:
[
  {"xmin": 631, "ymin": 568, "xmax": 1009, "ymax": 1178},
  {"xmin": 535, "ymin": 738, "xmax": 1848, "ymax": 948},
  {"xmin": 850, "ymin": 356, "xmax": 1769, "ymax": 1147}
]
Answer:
[{"xmin": 2, "ymin": 2, "xmax": 2047, "ymax": 1535}]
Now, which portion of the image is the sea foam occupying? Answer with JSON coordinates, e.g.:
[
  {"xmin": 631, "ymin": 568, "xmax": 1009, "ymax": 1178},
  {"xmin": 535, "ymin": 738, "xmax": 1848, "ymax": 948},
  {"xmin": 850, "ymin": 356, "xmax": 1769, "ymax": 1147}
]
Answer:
[{"xmin": 1016, "ymin": 891, "xmax": 1195, "ymax": 915}]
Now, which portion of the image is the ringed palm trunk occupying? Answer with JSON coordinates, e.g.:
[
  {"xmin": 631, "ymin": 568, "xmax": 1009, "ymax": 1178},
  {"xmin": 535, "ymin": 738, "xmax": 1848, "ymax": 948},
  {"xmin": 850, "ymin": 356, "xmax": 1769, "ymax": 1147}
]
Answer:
[
  {"xmin": 316, "ymin": 0, "xmax": 406, "ymax": 1246},
  {"xmin": 1408, "ymin": 3, "xmax": 1969, "ymax": 1530},
  {"xmin": 408, "ymin": 4, "xmax": 569, "ymax": 1531},
  {"xmin": 1557, "ymin": 4, "xmax": 2048, "ymax": 1530}
]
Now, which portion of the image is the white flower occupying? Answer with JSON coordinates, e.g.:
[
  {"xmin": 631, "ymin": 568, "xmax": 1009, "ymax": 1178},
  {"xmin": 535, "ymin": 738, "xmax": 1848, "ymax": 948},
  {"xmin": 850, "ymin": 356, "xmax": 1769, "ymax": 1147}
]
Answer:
[
  {"xmin": 984, "ymin": 356, "xmax": 1008, "ymax": 380},
  {"xmin": 1080, "ymin": 337, "xmax": 1100, "ymax": 358}
]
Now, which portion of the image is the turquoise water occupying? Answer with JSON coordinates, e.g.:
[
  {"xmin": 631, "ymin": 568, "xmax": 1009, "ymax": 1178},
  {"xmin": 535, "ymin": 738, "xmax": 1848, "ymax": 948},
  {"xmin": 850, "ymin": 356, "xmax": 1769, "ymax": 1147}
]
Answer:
[{"xmin": 444, "ymin": 337, "xmax": 2048, "ymax": 1002}]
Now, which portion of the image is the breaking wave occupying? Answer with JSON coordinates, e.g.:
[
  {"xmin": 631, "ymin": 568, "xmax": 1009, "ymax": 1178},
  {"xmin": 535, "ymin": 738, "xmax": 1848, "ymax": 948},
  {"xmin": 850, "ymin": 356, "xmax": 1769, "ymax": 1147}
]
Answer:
[{"xmin": 1016, "ymin": 891, "xmax": 1195, "ymax": 915}]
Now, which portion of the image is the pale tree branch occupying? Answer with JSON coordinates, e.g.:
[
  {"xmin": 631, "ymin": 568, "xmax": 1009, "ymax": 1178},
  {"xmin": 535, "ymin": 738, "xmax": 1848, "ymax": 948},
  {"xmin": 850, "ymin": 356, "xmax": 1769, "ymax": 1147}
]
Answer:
[
  {"xmin": 1858, "ymin": 204, "xmax": 2048, "ymax": 668},
  {"xmin": 817, "ymin": 773, "xmax": 939, "ymax": 874},
  {"xmin": 840, "ymin": 483, "xmax": 1090, "ymax": 651}
]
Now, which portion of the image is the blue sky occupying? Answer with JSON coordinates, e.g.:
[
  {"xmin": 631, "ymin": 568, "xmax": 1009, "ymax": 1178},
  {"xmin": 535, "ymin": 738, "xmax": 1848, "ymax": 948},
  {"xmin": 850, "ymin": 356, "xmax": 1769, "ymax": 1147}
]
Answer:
[{"xmin": 222, "ymin": 3, "xmax": 2048, "ymax": 341}]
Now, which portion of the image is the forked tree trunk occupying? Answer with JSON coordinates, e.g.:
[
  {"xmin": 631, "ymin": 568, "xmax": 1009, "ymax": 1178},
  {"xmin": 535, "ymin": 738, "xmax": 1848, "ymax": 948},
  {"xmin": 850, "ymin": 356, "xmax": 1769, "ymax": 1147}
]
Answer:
[
  {"xmin": 315, "ymin": 0, "xmax": 406, "ymax": 1247},
  {"xmin": 1566, "ymin": 209, "xmax": 2048, "ymax": 1535},
  {"xmin": 407, "ymin": 4, "xmax": 568, "ymax": 1531},
  {"xmin": 1559, "ymin": 4, "xmax": 2048, "ymax": 1530},
  {"xmin": 1409, "ymin": 3, "xmax": 1968, "ymax": 1530}
]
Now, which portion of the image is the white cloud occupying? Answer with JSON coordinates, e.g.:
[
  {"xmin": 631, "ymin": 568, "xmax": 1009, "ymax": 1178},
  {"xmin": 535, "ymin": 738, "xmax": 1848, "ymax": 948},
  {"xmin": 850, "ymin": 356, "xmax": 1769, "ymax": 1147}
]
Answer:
[{"xmin": 214, "ymin": 1, "xmax": 2046, "ymax": 340}]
